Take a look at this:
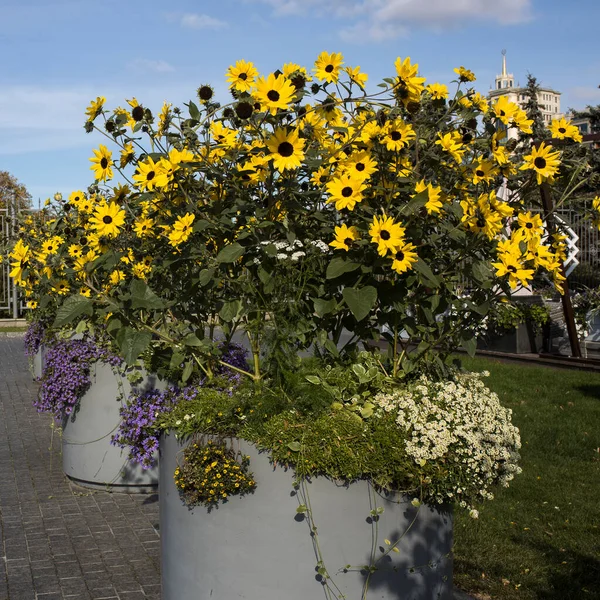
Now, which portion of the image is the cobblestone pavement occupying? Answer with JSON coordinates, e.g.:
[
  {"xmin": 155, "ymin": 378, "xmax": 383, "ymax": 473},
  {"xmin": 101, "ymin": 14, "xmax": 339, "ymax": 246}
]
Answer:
[{"xmin": 0, "ymin": 337, "xmax": 161, "ymax": 600}]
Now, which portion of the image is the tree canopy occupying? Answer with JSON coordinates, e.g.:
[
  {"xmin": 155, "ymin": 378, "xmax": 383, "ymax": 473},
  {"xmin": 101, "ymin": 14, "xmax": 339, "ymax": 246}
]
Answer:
[{"xmin": 0, "ymin": 171, "xmax": 32, "ymax": 212}]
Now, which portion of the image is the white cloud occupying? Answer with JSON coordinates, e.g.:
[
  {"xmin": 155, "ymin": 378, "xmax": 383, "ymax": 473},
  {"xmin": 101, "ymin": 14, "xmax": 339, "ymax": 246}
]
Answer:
[
  {"xmin": 180, "ymin": 13, "xmax": 228, "ymax": 30},
  {"xmin": 127, "ymin": 59, "xmax": 175, "ymax": 73},
  {"xmin": 251, "ymin": 0, "xmax": 532, "ymax": 41}
]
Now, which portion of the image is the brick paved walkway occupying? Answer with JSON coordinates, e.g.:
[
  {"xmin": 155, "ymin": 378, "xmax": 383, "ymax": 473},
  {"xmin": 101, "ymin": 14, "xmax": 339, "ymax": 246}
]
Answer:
[{"xmin": 0, "ymin": 337, "xmax": 161, "ymax": 600}]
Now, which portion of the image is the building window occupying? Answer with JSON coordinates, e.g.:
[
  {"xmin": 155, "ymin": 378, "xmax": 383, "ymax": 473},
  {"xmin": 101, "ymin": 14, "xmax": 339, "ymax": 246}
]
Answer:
[{"xmin": 498, "ymin": 81, "xmax": 501, "ymax": 89}]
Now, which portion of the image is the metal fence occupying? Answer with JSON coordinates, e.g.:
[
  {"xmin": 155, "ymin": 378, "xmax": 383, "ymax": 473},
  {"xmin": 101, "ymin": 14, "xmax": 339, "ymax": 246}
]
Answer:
[
  {"xmin": 556, "ymin": 206, "xmax": 600, "ymax": 291},
  {"xmin": 0, "ymin": 206, "xmax": 20, "ymax": 318}
]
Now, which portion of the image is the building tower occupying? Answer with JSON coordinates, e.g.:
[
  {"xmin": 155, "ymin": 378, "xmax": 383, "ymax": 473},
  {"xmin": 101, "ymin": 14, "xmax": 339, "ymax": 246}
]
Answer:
[{"xmin": 488, "ymin": 51, "xmax": 563, "ymax": 139}]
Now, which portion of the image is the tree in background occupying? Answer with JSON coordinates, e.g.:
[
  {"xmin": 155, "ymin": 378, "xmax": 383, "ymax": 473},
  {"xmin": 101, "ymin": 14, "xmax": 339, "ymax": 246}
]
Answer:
[
  {"xmin": 0, "ymin": 171, "xmax": 32, "ymax": 212},
  {"xmin": 520, "ymin": 73, "xmax": 550, "ymax": 143}
]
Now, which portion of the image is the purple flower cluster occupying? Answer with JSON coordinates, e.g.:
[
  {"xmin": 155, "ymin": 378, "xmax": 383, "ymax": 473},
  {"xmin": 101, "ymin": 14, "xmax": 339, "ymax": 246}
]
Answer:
[
  {"xmin": 112, "ymin": 342, "xmax": 249, "ymax": 468},
  {"xmin": 217, "ymin": 341, "xmax": 249, "ymax": 385},
  {"xmin": 24, "ymin": 321, "xmax": 45, "ymax": 358},
  {"xmin": 37, "ymin": 339, "xmax": 121, "ymax": 419},
  {"xmin": 111, "ymin": 385, "xmax": 176, "ymax": 469}
]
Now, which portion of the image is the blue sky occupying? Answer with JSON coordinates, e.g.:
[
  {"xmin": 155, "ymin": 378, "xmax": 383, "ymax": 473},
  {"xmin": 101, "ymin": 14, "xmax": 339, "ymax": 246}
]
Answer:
[{"xmin": 1, "ymin": 0, "xmax": 599, "ymax": 205}]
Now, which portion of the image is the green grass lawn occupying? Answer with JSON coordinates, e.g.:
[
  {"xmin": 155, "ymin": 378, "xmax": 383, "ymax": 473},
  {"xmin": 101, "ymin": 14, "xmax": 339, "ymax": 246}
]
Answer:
[
  {"xmin": 0, "ymin": 326, "xmax": 27, "ymax": 333},
  {"xmin": 453, "ymin": 356, "xmax": 600, "ymax": 600}
]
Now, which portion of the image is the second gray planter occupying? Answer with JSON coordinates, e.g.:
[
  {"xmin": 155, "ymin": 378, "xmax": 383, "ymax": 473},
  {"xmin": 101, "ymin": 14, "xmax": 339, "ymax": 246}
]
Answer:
[
  {"xmin": 62, "ymin": 362, "xmax": 161, "ymax": 492},
  {"xmin": 159, "ymin": 433, "xmax": 454, "ymax": 600}
]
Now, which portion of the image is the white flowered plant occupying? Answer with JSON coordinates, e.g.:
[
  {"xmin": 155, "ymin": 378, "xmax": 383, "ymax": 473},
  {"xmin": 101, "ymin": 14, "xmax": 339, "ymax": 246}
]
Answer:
[{"xmin": 372, "ymin": 371, "xmax": 521, "ymax": 514}]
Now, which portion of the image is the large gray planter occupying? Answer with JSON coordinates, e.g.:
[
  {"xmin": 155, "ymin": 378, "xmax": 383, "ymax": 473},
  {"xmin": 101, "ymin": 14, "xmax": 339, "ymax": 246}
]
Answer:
[
  {"xmin": 62, "ymin": 361, "xmax": 161, "ymax": 492},
  {"xmin": 32, "ymin": 345, "xmax": 44, "ymax": 380},
  {"xmin": 159, "ymin": 433, "xmax": 453, "ymax": 600},
  {"xmin": 477, "ymin": 322, "xmax": 543, "ymax": 354}
]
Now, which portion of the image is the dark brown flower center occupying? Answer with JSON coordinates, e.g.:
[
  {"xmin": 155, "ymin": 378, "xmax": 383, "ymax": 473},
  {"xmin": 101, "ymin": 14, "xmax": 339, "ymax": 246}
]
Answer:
[
  {"xmin": 238, "ymin": 73, "xmax": 248, "ymax": 81},
  {"xmin": 325, "ymin": 64, "xmax": 334, "ymax": 73},
  {"xmin": 395, "ymin": 250, "xmax": 405, "ymax": 261},
  {"xmin": 558, "ymin": 127, "xmax": 566, "ymax": 134},
  {"xmin": 476, "ymin": 169, "xmax": 485, "ymax": 177},
  {"xmin": 198, "ymin": 86, "xmax": 213, "ymax": 101},
  {"xmin": 341, "ymin": 186, "xmax": 353, "ymax": 198},
  {"xmin": 391, "ymin": 131, "xmax": 402, "ymax": 141},
  {"xmin": 267, "ymin": 90, "xmax": 280, "ymax": 102},
  {"xmin": 278, "ymin": 142, "xmax": 294, "ymax": 157},
  {"xmin": 235, "ymin": 102, "xmax": 253, "ymax": 119},
  {"xmin": 132, "ymin": 106, "xmax": 144, "ymax": 121},
  {"xmin": 508, "ymin": 265, "xmax": 517, "ymax": 273},
  {"xmin": 344, "ymin": 237, "xmax": 353, "ymax": 247},
  {"xmin": 100, "ymin": 158, "xmax": 108, "ymax": 169},
  {"xmin": 146, "ymin": 171, "xmax": 155, "ymax": 181},
  {"xmin": 103, "ymin": 216, "xmax": 113, "ymax": 224},
  {"xmin": 380, "ymin": 230, "xmax": 390, "ymax": 240},
  {"xmin": 526, "ymin": 222, "xmax": 533, "ymax": 229},
  {"xmin": 534, "ymin": 157, "xmax": 547, "ymax": 169},
  {"xmin": 356, "ymin": 163, "xmax": 365, "ymax": 171}
]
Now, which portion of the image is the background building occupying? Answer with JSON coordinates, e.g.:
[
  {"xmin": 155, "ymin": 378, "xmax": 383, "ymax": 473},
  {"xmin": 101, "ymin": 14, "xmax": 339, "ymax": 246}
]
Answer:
[{"xmin": 487, "ymin": 51, "xmax": 563, "ymax": 139}]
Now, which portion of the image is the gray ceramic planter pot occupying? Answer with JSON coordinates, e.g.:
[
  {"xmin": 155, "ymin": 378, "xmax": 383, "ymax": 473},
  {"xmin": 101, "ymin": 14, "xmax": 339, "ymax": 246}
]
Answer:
[
  {"xmin": 32, "ymin": 345, "xmax": 44, "ymax": 380},
  {"xmin": 160, "ymin": 433, "xmax": 453, "ymax": 600},
  {"xmin": 62, "ymin": 361, "xmax": 161, "ymax": 492}
]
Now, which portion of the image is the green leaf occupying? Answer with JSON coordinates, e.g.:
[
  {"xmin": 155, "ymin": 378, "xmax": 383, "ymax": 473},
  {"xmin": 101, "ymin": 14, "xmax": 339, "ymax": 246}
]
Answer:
[
  {"xmin": 296, "ymin": 504, "xmax": 307, "ymax": 514},
  {"xmin": 181, "ymin": 360, "xmax": 194, "ymax": 383},
  {"xmin": 342, "ymin": 286, "xmax": 377, "ymax": 322},
  {"xmin": 258, "ymin": 267, "xmax": 272, "ymax": 285},
  {"xmin": 219, "ymin": 300, "xmax": 241, "ymax": 322},
  {"xmin": 188, "ymin": 100, "xmax": 200, "ymax": 120},
  {"xmin": 462, "ymin": 336, "xmax": 477, "ymax": 358},
  {"xmin": 413, "ymin": 258, "xmax": 441, "ymax": 288},
  {"xmin": 287, "ymin": 441, "xmax": 301, "ymax": 452},
  {"xmin": 116, "ymin": 328, "xmax": 152, "ymax": 366},
  {"xmin": 53, "ymin": 295, "xmax": 93, "ymax": 327},
  {"xmin": 313, "ymin": 297, "xmax": 336, "ymax": 318},
  {"xmin": 170, "ymin": 351, "xmax": 185, "ymax": 370},
  {"xmin": 182, "ymin": 333, "xmax": 203, "ymax": 346},
  {"xmin": 199, "ymin": 268, "xmax": 216, "ymax": 287},
  {"xmin": 326, "ymin": 257, "xmax": 360, "ymax": 279},
  {"xmin": 305, "ymin": 375, "xmax": 321, "ymax": 385},
  {"xmin": 130, "ymin": 280, "xmax": 164, "ymax": 310},
  {"xmin": 192, "ymin": 219, "xmax": 210, "ymax": 232},
  {"xmin": 216, "ymin": 242, "xmax": 244, "ymax": 263},
  {"xmin": 400, "ymin": 189, "xmax": 429, "ymax": 216},
  {"xmin": 324, "ymin": 338, "xmax": 340, "ymax": 357}
]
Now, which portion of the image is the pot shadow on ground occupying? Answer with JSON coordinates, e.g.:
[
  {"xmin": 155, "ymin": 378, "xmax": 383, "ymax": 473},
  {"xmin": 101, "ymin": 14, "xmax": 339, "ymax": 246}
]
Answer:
[
  {"xmin": 455, "ymin": 537, "xmax": 600, "ymax": 600},
  {"xmin": 316, "ymin": 503, "xmax": 453, "ymax": 600},
  {"xmin": 574, "ymin": 384, "xmax": 600, "ymax": 400}
]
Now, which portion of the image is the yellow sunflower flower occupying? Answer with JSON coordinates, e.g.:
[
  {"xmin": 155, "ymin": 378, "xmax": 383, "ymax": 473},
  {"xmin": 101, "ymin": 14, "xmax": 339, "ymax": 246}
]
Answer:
[
  {"xmin": 383, "ymin": 120, "xmax": 416, "ymax": 152},
  {"xmin": 326, "ymin": 173, "xmax": 367, "ymax": 211},
  {"xmin": 454, "ymin": 66, "xmax": 476, "ymax": 82},
  {"xmin": 426, "ymin": 83, "xmax": 448, "ymax": 100},
  {"xmin": 549, "ymin": 118, "xmax": 582, "ymax": 143},
  {"xmin": 314, "ymin": 51, "xmax": 344, "ymax": 84},
  {"xmin": 266, "ymin": 128, "xmax": 305, "ymax": 172},
  {"xmin": 393, "ymin": 57, "xmax": 426, "ymax": 105},
  {"xmin": 168, "ymin": 213, "xmax": 195, "ymax": 248},
  {"xmin": 89, "ymin": 201, "xmax": 126, "ymax": 238},
  {"xmin": 254, "ymin": 73, "xmax": 296, "ymax": 115},
  {"xmin": 226, "ymin": 60, "xmax": 259, "ymax": 93},
  {"xmin": 133, "ymin": 157, "xmax": 160, "ymax": 191},
  {"xmin": 369, "ymin": 215, "xmax": 405, "ymax": 257},
  {"xmin": 329, "ymin": 224, "xmax": 360, "ymax": 251},
  {"xmin": 391, "ymin": 242, "xmax": 418, "ymax": 274},
  {"xmin": 85, "ymin": 96, "xmax": 106, "ymax": 122},
  {"xmin": 89, "ymin": 144, "xmax": 114, "ymax": 182},
  {"xmin": 519, "ymin": 142, "xmax": 561, "ymax": 184}
]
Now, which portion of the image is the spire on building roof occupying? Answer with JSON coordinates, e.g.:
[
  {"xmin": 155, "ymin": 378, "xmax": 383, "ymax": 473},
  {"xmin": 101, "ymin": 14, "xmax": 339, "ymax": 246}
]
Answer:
[{"xmin": 501, "ymin": 49, "xmax": 507, "ymax": 77}]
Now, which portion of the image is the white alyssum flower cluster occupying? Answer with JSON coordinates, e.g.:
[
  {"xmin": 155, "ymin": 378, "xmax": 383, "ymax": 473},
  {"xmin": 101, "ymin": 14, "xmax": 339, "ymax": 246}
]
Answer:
[{"xmin": 372, "ymin": 371, "xmax": 521, "ymax": 512}]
